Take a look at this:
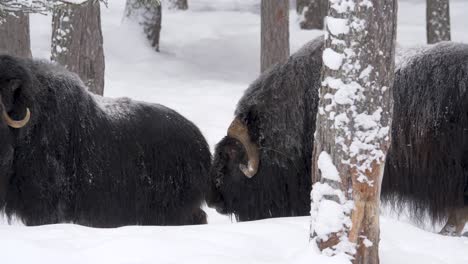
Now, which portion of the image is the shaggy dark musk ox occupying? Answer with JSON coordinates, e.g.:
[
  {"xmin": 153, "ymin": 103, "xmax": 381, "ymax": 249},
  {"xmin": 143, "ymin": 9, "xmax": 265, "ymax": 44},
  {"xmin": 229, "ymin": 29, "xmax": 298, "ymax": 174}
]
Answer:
[
  {"xmin": 206, "ymin": 38, "xmax": 323, "ymax": 221},
  {"xmin": 382, "ymin": 43, "xmax": 468, "ymax": 235},
  {"xmin": 0, "ymin": 55, "xmax": 211, "ymax": 227},
  {"xmin": 208, "ymin": 38, "xmax": 468, "ymax": 233}
]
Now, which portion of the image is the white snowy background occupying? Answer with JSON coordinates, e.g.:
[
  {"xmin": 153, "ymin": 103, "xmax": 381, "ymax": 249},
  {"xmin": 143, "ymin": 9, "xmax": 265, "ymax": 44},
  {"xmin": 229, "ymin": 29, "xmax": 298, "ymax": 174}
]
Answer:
[{"xmin": 1, "ymin": 0, "xmax": 468, "ymax": 263}]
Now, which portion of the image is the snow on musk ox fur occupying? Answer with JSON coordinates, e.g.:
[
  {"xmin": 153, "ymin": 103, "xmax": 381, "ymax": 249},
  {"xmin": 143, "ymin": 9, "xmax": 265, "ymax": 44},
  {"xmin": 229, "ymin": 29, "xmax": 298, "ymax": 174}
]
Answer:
[
  {"xmin": 0, "ymin": 55, "xmax": 211, "ymax": 227},
  {"xmin": 207, "ymin": 37, "xmax": 468, "ymax": 233},
  {"xmin": 206, "ymin": 38, "xmax": 323, "ymax": 221}
]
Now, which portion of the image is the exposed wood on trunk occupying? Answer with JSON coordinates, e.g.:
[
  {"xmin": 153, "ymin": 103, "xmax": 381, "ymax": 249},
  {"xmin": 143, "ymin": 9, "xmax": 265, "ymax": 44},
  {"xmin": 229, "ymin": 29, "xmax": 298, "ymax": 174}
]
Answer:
[
  {"xmin": 51, "ymin": 0, "xmax": 105, "ymax": 95},
  {"xmin": 0, "ymin": 12, "xmax": 31, "ymax": 58},
  {"xmin": 310, "ymin": 1, "xmax": 398, "ymax": 263},
  {"xmin": 426, "ymin": 0, "xmax": 451, "ymax": 44},
  {"xmin": 260, "ymin": 0, "xmax": 289, "ymax": 73}
]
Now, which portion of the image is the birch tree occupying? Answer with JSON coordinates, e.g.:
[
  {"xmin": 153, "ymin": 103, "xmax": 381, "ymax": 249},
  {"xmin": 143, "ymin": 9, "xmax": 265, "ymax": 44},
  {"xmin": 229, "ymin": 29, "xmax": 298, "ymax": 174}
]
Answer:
[
  {"xmin": 51, "ymin": 0, "xmax": 105, "ymax": 95},
  {"xmin": 125, "ymin": 0, "xmax": 162, "ymax": 52},
  {"xmin": 297, "ymin": 0, "xmax": 328, "ymax": 30},
  {"xmin": 426, "ymin": 0, "xmax": 450, "ymax": 44},
  {"xmin": 310, "ymin": 1, "xmax": 398, "ymax": 263},
  {"xmin": 260, "ymin": 0, "xmax": 289, "ymax": 73},
  {"xmin": 0, "ymin": 12, "xmax": 31, "ymax": 58}
]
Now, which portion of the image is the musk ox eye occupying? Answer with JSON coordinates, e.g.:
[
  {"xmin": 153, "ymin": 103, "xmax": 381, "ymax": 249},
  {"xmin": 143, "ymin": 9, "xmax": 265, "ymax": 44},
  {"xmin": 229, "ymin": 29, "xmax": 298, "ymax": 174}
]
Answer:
[
  {"xmin": 228, "ymin": 148, "xmax": 238, "ymax": 159},
  {"xmin": 8, "ymin": 79, "xmax": 21, "ymax": 91}
]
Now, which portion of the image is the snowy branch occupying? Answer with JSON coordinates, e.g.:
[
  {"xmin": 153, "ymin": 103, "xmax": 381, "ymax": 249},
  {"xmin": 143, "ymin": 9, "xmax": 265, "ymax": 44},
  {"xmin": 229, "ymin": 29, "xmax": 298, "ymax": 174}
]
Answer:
[{"xmin": 0, "ymin": 0, "xmax": 108, "ymax": 18}]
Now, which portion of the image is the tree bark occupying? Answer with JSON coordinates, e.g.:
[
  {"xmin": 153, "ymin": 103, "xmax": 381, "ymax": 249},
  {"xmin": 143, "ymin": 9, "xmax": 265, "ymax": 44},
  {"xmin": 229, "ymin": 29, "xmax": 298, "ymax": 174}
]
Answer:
[
  {"xmin": 426, "ymin": 0, "xmax": 451, "ymax": 44},
  {"xmin": 125, "ymin": 0, "xmax": 162, "ymax": 52},
  {"xmin": 260, "ymin": 0, "xmax": 289, "ymax": 73},
  {"xmin": 0, "ymin": 12, "xmax": 32, "ymax": 58},
  {"xmin": 168, "ymin": 0, "xmax": 188, "ymax": 10},
  {"xmin": 297, "ymin": 0, "xmax": 327, "ymax": 30},
  {"xmin": 51, "ymin": 0, "xmax": 105, "ymax": 95},
  {"xmin": 310, "ymin": 1, "xmax": 398, "ymax": 263}
]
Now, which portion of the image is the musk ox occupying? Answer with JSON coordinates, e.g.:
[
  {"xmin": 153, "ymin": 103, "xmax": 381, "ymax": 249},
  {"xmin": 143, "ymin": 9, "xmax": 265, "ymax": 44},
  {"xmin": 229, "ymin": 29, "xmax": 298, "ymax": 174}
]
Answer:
[
  {"xmin": 382, "ymin": 43, "xmax": 468, "ymax": 236},
  {"xmin": 0, "ymin": 55, "xmax": 211, "ymax": 227},
  {"xmin": 207, "ymin": 37, "xmax": 468, "ymax": 235},
  {"xmin": 206, "ymin": 38, "xmax": 323, "ymax": 221}
]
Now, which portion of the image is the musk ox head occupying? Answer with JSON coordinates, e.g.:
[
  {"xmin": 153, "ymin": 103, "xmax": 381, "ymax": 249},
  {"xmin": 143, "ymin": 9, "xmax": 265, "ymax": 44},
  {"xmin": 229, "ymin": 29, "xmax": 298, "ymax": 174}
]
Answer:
[
  {"xmin": 225, "ymin": 117, "xmax": 259, "ymax": 178},
  {"xmin": 0, "ymin": 55, "xmax": 33, "ymax": 205},
  {"xmin": 207, "ymin": 113, "xmax": 312, "ymax": 221},
  {"xmin": 206, "ymin": 38, "xmax": 324, "ymax": 221},
  {"xmin": 206, "ymin": 117, "xmax": 260, "ymax": 215}
]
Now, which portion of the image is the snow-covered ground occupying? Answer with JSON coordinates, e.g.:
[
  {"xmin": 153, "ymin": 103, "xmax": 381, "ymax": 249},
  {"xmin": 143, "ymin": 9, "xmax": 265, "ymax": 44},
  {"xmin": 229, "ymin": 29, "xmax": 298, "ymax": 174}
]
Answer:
[
  {"xmin": 1, "ymin": 216, "xmax": 467, "ymax": 264},
  {"xmin": 1, "ymin": 0, "xmax": 468, "ymax": 263}
]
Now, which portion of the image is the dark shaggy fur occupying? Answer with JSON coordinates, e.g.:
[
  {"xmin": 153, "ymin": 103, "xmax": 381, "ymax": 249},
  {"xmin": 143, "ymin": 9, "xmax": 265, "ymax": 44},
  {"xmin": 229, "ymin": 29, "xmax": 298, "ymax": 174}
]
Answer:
[
  {"xmin": 208, "ymin": 37, "xmax": 468, "ymax": 224},
  {"xmin": 207, "ymin": 38, "xmax": 323, "ymax": 221},
  {"xmin": 382, "ymin": 43, "xmax": 468, "ymax": 223},
  {"xmin": 0, "ymin": 55, "xmax": 211, "ymax": 227}
]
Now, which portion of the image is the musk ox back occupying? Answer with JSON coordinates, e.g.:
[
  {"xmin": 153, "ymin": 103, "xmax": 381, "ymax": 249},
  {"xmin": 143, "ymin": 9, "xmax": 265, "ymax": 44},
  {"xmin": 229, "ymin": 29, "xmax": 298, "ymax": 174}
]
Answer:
[
  {"xmin": 207, "ymin": 38, "xmax": 323, "ymax": 221},
  {"xmin": 0, "ymin": 55, "xmax": 211, "ymax": 227},
  {"xmin": 208, "ymin": 38, "xmax": 468, "ymax": 232}
]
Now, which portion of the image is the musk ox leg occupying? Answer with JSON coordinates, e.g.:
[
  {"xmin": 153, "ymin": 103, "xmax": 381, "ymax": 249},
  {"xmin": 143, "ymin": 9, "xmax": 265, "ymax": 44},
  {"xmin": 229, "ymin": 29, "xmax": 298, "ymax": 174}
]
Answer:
[
  {"xmin": 190, "ymin": 208, "xmax": 207, "ymax": 225},
  {"xmin": 439, "ymin": 207, "xmax": 468, "ymax": 236}
]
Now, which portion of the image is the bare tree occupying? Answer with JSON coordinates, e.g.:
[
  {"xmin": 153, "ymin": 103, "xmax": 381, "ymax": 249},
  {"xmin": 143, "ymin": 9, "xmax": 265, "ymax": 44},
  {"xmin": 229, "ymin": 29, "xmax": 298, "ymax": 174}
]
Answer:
[
  {"xmin": 51, "ymin": 0, "xmax": 105, "ymax": 95},
  {"xmin": 296, "ymin": 0, "xmax": 327, "ymax": 30},
  {"xmin": 125, "ymin": 0, "xmax": 162, "ymax": 52},
  {"xmin": 167, "ymin": 0, "xmax": 187, "ymax": 10},
  {"xmin": 261, "ymin": 0, "xmax": 289, "ymax": 73},
  {"xmin": 310, "ymin": 1, "xmax": 398, "ymax": 263},
  {"xmin": 427, "ymin": 0, "xmax": 451, "ymax": 44},
  {"xmin": 0, "ymin": 12, "xmax": 31, "ymax": 58}
]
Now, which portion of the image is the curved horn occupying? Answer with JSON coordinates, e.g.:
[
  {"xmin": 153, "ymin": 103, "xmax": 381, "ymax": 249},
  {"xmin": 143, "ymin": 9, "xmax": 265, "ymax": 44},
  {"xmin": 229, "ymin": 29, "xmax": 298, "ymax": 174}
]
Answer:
[
  {"xmin": 3, "ymin": 108, "xmax": 31, "ymax": 128},
  {"xmin": 227, "ymin": 118, "xmax": 259, "ymax": 178}
]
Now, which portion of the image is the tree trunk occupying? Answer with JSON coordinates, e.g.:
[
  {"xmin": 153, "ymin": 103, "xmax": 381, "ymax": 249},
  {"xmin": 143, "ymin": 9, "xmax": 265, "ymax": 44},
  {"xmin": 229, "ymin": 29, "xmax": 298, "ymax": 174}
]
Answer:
[
  {"xmin": 168, "ymin": 0, "xmax": 188, "ymax": 10},
  {"xmin": 310, "ymin": 1, "xmax": 398, "ymax": 263},
  {"xmin": 0, "ymin": 12, "xmax": 31, "ymax": 58},
  {"xmin": 51, "ymin": 0, "xmax": 105, "ymax": 95},
  {"xmin": 125, "ymin": 0, "xmax": 162, "ymax": 52},
  {"xmin": 297, "ymin": 0, "xmax": 327, "ymax": 30},
  {"xmin": 260, "ymin": 0, "xmax": 289, "ymax": 73},
  {"xmin": 426, "ymin": 0, "xmax": 451, "ymax": 44}
]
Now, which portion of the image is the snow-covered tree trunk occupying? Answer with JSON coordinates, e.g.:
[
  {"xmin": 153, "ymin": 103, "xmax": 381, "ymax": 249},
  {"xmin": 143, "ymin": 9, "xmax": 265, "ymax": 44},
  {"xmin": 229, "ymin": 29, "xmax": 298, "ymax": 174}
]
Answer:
[
  {"xmin": 426, "ymin": 0, "xmax": 450, "ymax": 44},
  {"xmin": 125, "ymin": 0, "xmax": 162, "ymax": 52},
  {"xmin": 260, "ymin": 0, "xmax": 289, "ymax": 73},
  {"xmin": 0, "ymin": 12, "xmax": 31, "ymax": 58},
  {"xmin": 167, "ymin": 0, "xmax": 187, "ymax": 10},
  {"xmin": 297, "ymin": 0, "xmax": 328, "ymax": 30},
  {"xmin": 51, "ymin": 0, "xmax": 105, "ymax": 95},
  {"xmin": 310, "ymin": 1, "xmax": 398, "ymax": 263}
]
